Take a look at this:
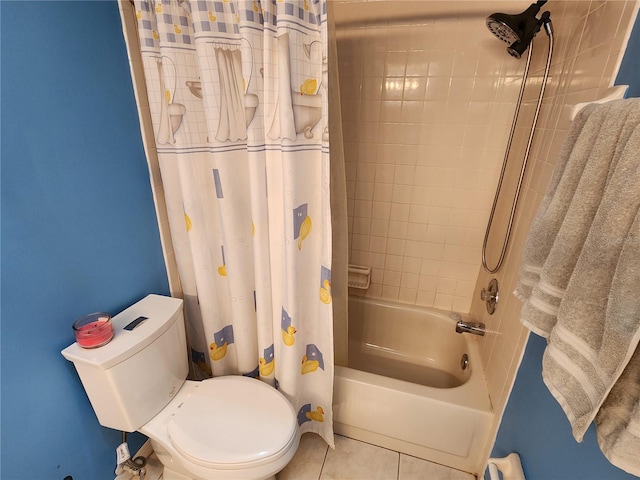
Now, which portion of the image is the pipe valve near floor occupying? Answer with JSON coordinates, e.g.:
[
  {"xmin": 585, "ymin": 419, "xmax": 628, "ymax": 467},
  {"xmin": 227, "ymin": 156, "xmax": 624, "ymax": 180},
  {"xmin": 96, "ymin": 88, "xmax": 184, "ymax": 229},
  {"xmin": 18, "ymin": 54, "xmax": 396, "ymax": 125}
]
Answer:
[{"xmin": 115, "ymin": 434, "xmax": 147, "ymax": 479}]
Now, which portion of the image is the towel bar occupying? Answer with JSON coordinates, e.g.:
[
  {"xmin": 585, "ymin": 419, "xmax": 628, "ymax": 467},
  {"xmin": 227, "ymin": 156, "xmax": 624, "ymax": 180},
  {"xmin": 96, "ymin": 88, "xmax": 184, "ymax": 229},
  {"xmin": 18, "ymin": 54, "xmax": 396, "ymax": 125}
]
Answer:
[{"xmin": 570, "ymin": 85, "xmax": 628, "ymax": 120}]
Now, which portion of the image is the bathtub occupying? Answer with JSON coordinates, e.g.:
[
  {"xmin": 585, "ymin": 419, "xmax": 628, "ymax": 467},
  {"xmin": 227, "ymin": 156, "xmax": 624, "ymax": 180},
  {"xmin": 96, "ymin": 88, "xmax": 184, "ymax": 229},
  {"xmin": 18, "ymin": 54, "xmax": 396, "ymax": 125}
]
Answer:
[{"xmin": 333, "ymin": 296, "xmax": 494, "ymax": 475}]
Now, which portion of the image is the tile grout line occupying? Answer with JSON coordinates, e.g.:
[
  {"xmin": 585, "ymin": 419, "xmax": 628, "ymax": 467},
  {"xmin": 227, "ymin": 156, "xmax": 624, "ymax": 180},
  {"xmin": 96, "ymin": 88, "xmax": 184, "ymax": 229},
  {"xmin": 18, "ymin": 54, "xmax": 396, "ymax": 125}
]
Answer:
[{"xmin": 317, "ymin": 440, "xmax": 330, "ymax": 480}]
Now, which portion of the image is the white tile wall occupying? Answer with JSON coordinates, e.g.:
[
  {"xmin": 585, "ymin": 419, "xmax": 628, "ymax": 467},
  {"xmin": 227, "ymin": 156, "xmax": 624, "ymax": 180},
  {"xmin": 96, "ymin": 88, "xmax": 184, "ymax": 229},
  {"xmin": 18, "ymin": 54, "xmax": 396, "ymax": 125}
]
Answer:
[
  {"xmin": 334, "ymin": 0, "xmax": 639, "ymax": 465},
  {"xmin": 469, "ymin": 0, "xmax": 639, "ymax": 451},
  {"xmin": 337, "ymin": 13, "xmax": 525, "ymax": 312}
]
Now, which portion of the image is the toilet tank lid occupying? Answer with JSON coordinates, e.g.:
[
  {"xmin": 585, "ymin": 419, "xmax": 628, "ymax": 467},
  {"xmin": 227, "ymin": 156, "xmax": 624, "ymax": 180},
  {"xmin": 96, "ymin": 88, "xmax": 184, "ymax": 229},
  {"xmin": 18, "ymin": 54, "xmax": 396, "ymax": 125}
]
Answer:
[{"xmin": 61, "ymin": 295, "xmax": 183, "ymax": 370}]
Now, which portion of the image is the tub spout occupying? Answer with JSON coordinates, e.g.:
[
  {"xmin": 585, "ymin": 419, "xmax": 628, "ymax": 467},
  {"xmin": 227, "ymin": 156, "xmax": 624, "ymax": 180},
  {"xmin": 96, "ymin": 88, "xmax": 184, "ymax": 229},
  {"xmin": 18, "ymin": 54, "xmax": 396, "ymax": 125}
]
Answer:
[{"xmin": 456, "ymin": 320, "xmax": 486, "ymax": 336}]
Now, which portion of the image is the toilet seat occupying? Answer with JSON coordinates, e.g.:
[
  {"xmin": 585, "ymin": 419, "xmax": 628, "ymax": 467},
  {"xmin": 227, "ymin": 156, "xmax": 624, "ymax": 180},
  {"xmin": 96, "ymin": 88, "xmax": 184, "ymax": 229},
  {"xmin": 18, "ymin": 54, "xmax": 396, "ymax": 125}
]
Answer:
[{"xmin": 167, "ymin": 376, "xmax": 298, "ymax": 470}]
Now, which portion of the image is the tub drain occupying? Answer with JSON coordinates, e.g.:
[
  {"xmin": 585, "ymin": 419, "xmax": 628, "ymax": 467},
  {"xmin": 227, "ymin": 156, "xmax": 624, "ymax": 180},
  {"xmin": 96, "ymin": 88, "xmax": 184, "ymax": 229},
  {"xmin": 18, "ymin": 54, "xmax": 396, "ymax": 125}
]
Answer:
[{"xmin": 461, "ymin": 353, "xmax": 469, "ymax": 371}]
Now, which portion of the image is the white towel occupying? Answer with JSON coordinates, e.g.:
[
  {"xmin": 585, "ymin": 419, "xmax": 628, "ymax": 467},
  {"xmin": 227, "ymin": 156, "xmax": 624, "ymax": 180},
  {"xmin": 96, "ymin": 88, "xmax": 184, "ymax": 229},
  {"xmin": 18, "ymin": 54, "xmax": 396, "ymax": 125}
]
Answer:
[
  {"xmin": 594, "ymin": 207, "xmax": 640, "ymax": 475},
  {"xmin": 518, "ymin": 100, "xmax": 640, "ymax": 336},
  {"xmin": 513, "ymin": 103, "xmax": 601, "ymax": 307},
  {"xmin": 516, "ymin": 99, "xmax": 640, "ymax": 476},
  {"xmin": 595, "ymin": 344, "xmax": 640, "ymax": 476}
]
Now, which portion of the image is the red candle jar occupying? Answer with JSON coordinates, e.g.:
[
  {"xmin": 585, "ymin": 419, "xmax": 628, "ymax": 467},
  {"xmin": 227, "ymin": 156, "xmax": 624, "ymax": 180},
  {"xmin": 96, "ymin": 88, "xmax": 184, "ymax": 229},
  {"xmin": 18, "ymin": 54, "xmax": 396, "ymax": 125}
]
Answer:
[{"xmin": 73, "ymin": 312, "xmax": 113, "ymax": 348}]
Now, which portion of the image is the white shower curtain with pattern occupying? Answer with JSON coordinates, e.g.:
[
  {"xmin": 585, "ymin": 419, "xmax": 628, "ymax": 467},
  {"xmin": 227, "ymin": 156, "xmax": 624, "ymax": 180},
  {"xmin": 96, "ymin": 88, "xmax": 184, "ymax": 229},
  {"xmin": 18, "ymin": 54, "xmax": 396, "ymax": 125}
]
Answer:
[{"xmin": 132, "ymin": 0, "xmax": 333, "ymax": 445}]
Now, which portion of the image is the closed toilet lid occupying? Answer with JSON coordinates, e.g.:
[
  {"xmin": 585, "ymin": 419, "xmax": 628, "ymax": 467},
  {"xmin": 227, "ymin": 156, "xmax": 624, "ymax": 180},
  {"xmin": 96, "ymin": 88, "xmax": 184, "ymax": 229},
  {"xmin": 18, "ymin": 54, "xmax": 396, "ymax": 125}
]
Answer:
[{"xmin": 168, "ymin": 376, "xmax": 297, "ymax": 468}]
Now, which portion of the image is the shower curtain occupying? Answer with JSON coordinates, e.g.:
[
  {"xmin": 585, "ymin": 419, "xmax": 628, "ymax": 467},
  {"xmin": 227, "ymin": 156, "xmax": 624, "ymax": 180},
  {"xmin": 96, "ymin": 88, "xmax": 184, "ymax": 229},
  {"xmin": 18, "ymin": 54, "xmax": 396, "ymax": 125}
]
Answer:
[{"xmin": 132, "ymin": 0, "xmax": 334, "ymax": 445}]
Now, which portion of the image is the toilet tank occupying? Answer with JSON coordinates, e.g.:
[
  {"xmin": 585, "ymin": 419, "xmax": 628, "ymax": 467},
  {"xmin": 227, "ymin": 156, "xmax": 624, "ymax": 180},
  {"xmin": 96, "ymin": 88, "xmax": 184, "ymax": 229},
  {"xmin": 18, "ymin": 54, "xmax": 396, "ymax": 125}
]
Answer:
[{"xmin": 62, "ymin": 295, "xmax": 188, "ymax": 432}]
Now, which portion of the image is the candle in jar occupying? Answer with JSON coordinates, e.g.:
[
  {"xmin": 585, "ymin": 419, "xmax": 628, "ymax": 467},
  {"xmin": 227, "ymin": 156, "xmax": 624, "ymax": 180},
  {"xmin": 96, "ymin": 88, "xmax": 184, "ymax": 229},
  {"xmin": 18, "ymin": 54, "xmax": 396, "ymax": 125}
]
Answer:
[{"xmin": 75, "ymin": 316, "xmax": 113, "ymax": 348}]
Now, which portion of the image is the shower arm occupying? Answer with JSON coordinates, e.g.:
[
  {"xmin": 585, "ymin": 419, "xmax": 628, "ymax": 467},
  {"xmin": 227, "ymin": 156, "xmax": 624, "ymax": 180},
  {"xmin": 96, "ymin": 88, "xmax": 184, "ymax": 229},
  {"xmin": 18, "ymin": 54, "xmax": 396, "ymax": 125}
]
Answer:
[{"xmin": 482, "ymin": 19, "xmax": 554, "ymax": 274}]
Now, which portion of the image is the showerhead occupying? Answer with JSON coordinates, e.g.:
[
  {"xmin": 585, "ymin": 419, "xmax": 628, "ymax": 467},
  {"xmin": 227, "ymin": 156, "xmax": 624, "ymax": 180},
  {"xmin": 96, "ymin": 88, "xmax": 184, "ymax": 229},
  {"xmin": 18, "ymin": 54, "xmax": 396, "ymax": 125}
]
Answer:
[
  {"xmin": 486, "ymin": 1, "xmax": 550, "ymax": 58},
  {"xmin": 486, "ymin": 12, "xmax": 523, "ymax": 44}
]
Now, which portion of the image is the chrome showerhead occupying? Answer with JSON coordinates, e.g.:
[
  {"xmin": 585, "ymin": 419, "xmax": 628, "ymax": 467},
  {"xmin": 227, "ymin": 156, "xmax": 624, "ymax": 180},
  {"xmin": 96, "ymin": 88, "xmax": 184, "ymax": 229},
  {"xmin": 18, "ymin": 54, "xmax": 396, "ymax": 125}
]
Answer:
[{"xmin": 486, "ymin": 1, "xmax": 550, "ymax": 58}]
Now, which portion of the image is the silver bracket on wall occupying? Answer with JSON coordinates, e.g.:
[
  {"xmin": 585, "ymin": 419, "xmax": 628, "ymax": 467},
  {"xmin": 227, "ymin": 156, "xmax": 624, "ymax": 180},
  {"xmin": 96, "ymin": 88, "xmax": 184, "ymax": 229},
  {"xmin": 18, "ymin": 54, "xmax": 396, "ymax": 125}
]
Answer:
[{"xmin": 481, "ymin": 278, "xmax": 499, "ymax": 315}]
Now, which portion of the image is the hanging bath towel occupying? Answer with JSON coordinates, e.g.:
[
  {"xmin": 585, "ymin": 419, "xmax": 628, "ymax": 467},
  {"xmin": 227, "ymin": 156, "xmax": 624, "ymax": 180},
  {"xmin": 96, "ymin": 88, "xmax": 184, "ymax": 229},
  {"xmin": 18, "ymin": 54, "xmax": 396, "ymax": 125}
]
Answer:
[
  {"xmin": 516, "ymin": 99, "xmax": 640, "ymax": 476},
  {"xmin": 517, "ymin": 100, "xmax": 640, "ymax": 336}
]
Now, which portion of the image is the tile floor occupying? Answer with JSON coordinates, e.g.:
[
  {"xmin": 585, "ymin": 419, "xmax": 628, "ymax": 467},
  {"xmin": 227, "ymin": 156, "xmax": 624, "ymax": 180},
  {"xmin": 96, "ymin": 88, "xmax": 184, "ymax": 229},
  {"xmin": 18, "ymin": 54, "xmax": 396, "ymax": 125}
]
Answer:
[
  {"xmin": 277, "ymin": 434, "xmax": 476, "ymax": 480},
  {"xmin": 121, "ymin": 434, "xmax": 476, "ymax": 480}
]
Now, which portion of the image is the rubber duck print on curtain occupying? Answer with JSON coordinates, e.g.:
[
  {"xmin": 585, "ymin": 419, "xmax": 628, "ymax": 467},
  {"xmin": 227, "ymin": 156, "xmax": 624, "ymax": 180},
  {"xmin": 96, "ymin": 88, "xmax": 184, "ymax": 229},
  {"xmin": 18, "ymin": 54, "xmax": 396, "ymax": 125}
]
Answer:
[{"xmin": 132, "ymin": 0, "xmax": 333, "ymax": 446}]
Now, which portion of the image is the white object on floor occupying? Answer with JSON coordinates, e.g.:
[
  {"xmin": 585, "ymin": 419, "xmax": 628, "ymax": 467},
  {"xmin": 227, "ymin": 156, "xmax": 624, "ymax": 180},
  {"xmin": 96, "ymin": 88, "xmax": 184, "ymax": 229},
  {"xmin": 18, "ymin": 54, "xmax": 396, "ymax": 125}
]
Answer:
[{"xmin": 487, "ymin": 453, "xmax": 525, "ymax": 480}]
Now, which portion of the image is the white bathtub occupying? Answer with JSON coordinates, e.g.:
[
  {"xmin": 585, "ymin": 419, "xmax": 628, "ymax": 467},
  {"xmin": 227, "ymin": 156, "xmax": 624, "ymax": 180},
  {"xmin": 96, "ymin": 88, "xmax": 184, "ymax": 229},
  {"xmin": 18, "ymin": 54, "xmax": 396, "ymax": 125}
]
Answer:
[{"xmin": 333, "ymin": 296, "xmax": 494, "ymax": 475}]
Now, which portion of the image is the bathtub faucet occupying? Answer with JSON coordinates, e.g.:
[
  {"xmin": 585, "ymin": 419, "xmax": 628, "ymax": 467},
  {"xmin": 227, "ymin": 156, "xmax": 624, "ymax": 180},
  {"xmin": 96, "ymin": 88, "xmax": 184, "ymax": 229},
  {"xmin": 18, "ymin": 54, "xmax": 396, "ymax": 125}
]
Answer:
[{"xmin": 455, "ymin": 320, "xmax": 486, "ymax": 336}]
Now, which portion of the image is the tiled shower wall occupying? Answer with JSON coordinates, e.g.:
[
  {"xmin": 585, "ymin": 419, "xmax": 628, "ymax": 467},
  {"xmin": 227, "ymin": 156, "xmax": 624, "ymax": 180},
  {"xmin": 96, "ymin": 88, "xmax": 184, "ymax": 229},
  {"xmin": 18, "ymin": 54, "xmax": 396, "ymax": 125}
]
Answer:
[
  {"xmin": 469, "ymin": 0, "xmax": 639, "ymax": 447},
  {"xmin": 121, "ymin": 0, "xmax": 638, "ymax": 448},
  {"xmin": 336, "ymin": 12, "xmax": 526, "ymax": 312},
  {"xmin": 335, "ymin": 0, "xmax": 638, "ymax": 462}
]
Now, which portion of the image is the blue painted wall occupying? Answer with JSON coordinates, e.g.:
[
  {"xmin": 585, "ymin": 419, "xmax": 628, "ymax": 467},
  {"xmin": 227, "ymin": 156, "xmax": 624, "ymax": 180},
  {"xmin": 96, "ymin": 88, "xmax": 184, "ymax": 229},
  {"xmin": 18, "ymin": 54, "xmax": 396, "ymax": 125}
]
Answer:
[
  {"xmin": 618, "ymin": 13, "xmax": 640, "ymax": 99},
  {"xmin": 491, "ymin": 336, "xmax": 638, "ymax": 480},
  {"xmin": 1, "ymin": 2, "xmax": 169, "ymax": 479},
  {"xmin": 490, "ymin": 13, "xmax": 640, "ymax": 480}
]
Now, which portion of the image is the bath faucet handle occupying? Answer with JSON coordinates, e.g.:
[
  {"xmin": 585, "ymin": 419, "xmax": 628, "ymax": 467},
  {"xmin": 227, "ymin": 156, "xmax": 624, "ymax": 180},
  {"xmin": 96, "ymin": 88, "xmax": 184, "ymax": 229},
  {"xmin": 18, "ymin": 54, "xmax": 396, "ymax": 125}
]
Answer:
[
  {"xmin": 481, "ymin": 288, "xmax": 497, "ymax": 301},
  {"xmin": 480, "ymin": 278, "xmax": 499, "ymax": 314}
]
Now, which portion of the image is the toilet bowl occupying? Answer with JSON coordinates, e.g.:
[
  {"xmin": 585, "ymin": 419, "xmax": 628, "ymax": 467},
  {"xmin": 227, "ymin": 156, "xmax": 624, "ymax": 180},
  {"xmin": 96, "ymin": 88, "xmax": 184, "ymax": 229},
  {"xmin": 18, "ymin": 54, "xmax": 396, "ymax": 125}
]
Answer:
[
  {"xmin": 142, "ymin": 377, "xmax": 299, "ymax": 480},
  {"xmin": 62, "ymin": 295, "xmax": 299, "ymax": 480}
]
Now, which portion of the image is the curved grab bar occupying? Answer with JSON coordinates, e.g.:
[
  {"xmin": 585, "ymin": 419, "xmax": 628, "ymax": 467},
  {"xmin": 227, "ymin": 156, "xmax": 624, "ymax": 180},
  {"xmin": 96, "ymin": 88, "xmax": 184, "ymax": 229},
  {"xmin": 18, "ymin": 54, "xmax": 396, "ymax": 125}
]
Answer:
[{"xmin": 482, "ymin": 21, "xmax": 554, "ymax": 274}]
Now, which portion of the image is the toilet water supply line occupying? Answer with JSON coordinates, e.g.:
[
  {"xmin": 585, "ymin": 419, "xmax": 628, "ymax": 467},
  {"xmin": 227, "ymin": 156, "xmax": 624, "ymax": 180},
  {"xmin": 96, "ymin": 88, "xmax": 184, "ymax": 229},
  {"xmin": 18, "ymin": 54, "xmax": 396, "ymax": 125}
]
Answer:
[
  {"xmin": 115, "ymin": 431, "xmax": 147, "ymax": 478},
  {"xmin": 482, "ymin": 17, "xmax": 554, "ymax": 274}
]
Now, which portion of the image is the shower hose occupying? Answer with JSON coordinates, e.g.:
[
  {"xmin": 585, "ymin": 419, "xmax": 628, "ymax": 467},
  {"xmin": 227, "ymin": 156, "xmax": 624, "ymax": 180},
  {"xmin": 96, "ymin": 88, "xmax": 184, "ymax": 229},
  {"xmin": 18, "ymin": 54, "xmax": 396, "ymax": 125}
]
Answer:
[{"xmin": 482, "ymin": 18, "xmax": 554, "ymax": 274}]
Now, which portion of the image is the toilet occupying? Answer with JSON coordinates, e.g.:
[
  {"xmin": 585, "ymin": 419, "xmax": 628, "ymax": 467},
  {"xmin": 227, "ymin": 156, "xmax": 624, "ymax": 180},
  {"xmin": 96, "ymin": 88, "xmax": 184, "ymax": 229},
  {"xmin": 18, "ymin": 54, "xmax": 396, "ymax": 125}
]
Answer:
[{"xmin": 62, "ymin": 294, "xmax": 300, "ymax": 480}]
